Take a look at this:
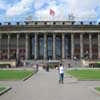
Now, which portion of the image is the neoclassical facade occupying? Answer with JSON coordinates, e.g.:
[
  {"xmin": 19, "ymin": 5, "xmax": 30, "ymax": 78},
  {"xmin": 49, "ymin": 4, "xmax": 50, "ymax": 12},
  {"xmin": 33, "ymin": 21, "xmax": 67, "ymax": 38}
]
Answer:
[{"xmin": 0, "ymin": 21, "xmax": 100, "ymax": 61}]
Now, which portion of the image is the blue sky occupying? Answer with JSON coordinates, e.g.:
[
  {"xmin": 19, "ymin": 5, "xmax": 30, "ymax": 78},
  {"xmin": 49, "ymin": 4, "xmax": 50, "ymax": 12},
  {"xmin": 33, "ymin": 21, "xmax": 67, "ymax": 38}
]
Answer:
[{"xmin": 0, "ymin": 0, "xmax": 100, "ymax": 22}]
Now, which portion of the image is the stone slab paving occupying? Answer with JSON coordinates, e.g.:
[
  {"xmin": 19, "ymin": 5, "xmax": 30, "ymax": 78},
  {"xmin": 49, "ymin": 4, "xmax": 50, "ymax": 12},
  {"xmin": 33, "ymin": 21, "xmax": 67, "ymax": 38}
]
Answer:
[{"xmin": 0, "ymin": 68, "xmax": 100, "ymax": 100}]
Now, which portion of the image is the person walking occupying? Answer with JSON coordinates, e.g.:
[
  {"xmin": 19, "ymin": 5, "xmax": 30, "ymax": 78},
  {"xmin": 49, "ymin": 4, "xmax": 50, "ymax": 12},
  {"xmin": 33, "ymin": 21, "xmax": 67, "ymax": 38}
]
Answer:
[
  {"xmin": 36, "ymin": 64, "xmax": 39, "ymax": 72},
  {"xmin": 59, "ymin": 63, "xmax": 64, "ymax": 84},
  {"xmin": 46, "ymin": 65, "xmax": 49, "ymax": 72}
]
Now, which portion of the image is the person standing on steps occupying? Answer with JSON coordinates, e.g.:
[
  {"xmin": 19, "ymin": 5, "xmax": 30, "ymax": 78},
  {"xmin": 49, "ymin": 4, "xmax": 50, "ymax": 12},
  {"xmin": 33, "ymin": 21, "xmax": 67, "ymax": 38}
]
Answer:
[
  {"xmin": 34, "ymin": 64, "xmax": 39, "ymax": 72},
  {"xmin": 59, "ymin": 63, "xmax": 64, "ymax": 84},
  {"xmin": 36, "ymin": 64, "xmax": 39, "ymax": 72}
]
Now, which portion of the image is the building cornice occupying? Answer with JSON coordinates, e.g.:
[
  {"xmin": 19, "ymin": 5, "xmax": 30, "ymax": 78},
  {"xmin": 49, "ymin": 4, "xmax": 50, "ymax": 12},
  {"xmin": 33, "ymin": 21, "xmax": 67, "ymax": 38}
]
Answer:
[{"xmin": 0, "ymin": 22, "xmax": 100, "ymax": 33}]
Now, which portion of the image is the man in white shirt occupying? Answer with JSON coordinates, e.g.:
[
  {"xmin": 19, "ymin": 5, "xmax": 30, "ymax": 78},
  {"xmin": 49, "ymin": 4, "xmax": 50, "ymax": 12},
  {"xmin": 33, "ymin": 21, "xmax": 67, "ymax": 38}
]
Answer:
[{"xmin": 59, "ymin": 63, "xmax": 64, "ymax": 84}]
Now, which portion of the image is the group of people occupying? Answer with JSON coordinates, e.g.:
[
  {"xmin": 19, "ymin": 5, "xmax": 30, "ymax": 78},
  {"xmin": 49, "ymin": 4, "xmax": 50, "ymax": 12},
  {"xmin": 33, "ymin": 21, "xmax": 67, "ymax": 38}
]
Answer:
[
  {"xmin": 34, "ymin": 63, "xmax": 64, "ymax": 84},
  {"xmin": 45, "ymin": 63, "xmax": 64, "ymax": 84}
]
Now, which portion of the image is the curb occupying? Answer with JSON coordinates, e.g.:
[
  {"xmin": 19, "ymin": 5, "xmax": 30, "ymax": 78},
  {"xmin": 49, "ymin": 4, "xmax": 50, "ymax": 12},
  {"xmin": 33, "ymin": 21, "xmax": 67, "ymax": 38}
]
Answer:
[
  {"xmin": 90, "ymin": 87, "xmax": 100, "ymax": 96},
  {"xmin": 0, "ymin": 86, "xmax": 12, "ymax": 96},
  {"xmin": 23, "ymin": 71, "xmax": 37, "ymax": 81},
  {"xmin": 78, "ymin": 79, "xmax": 100, "ymax": 81}
]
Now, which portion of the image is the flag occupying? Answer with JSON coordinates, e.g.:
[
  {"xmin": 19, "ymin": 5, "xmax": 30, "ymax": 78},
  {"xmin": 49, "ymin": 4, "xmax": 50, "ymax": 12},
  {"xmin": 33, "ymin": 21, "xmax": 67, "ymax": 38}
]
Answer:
[{"xmin": 50, "ymin": 9, "xmax": 55, "ymax": 16}]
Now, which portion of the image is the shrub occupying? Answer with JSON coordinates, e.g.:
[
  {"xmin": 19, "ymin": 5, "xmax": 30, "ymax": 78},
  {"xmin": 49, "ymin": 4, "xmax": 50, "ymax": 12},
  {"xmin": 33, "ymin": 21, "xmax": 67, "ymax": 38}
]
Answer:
[
  {"xmin": 94, "ymin": 63, "xmax": 100, "ymax": 68},
  {"xmin": 0, "ymin": 64, "xmax": 11, "ymax": 68}
]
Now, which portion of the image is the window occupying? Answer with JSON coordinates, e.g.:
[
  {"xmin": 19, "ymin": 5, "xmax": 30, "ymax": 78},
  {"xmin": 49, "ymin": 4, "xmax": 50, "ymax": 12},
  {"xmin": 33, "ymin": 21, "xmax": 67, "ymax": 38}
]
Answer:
[
  {"xmin": 80, "ymin": 21, "xmax": 83, "ymax": 25},
  {"xmin": 62, "ymin": 22, "xmax": 65, "ymax": 25},
  {"xmin": 16, "ymin": 22, "xmax": 20, "ymax": 25},
  {"xmin": 44, "ymin": 22, "xmax": 47, "ymax": 25},
  {"xmin": 35, "ymin": 22, "xmax": 37, "ymax": 25},
  {"xmin": 53, "ymin": 22, "xmax": 56, "ymax": 25}
]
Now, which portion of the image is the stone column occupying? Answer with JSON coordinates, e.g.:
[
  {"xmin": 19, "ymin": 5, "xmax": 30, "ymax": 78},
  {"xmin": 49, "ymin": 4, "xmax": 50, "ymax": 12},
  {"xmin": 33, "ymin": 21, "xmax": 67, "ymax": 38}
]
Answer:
[
  {"xmin": 25, "ymin": 34, "xmax": 29, "ymax": 60},
  {"xmin": 89, "ymin": 34, "xmax": 92, "ymax": 59},
  {"xmin": 17, "ymin": 34, "xmax": 19, "ymax": 60},
  {"xmin": 8, "ymin": 34, "xmax": 10, "ymax": 60},
  {"xmin": 44, "ymin": 34, "xmax": 47, "ymax": 60},
  {"xmin": 98, "ymin": 33, "xmax": 100, "ymax": 59},
  {"xmin": 62, "ymin": 33, "xmax": 65, "ymax": 59},
  {"xmin": 80, "ymin": 34, "xmax": 83, "ymax": 59},
  {"xmin": 71, "ymin": 33, "xmax": 74, "ymax": 59},
  {"xmin": 53, "ymin": 33, "xmax": 56, "ymax": 60},
  {"xmin": 35, "ymin": 33, "xmax": 38, "ymax": 60}
]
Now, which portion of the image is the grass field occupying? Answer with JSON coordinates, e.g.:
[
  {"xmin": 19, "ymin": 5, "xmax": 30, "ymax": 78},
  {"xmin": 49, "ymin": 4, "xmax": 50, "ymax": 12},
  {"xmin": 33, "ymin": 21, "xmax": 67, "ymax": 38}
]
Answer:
[
  {"xmin": 0, "ymin": 70, "xmax": 33, "ymax": 80},
  {"xmin": 95, "ymin": 87, "xmax": 100, "ymax": 92},
  {"xmin": 67, "ymin": 69, "xmax": 100, "ymax": 80}
]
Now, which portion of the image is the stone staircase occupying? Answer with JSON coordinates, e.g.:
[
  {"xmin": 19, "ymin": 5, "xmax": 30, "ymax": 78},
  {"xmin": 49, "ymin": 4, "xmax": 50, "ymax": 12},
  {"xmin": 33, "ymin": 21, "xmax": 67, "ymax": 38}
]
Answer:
[
  {"xmin": 23, "ymin": 59, "xmax": 100, "ymax": 68},
  {"xmin": 23, "ymin": 59, "xmax": 82, "ymax": 68},
  {"xmin": 62, "ymin": 59, "xmax": 81, "ymax": 68}
]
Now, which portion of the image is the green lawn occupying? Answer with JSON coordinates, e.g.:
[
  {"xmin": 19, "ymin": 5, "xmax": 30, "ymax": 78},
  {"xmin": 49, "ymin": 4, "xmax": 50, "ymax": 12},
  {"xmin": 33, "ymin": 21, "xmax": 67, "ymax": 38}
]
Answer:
[
  {"xmin": 0, "ymin": 87, "xmax": 6, "ymax": 92},
  {"xmin": 95, "ymin": 87, "xmax": 100, "ymax": 92},
  {"xmin": 67, "ymin": 69, "xmax": 100, "ymax": 80},
  {"xmin": 0, "ymin": 70, "xmax": 33, "ymax": 80}
]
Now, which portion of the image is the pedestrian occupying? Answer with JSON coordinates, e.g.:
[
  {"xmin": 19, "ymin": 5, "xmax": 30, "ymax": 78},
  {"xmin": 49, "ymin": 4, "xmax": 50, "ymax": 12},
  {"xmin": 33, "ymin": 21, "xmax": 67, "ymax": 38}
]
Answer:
[
  {"xmin": 46, "ymin": 65, "xmax": 49, "ymax": 72},
  {"xmin": 59, "ymin": 63, "xmax": 64, "ymax": 84},
  {"xmin": 36, "ymin": 64, "xmax": 39, "ymax": 72}
]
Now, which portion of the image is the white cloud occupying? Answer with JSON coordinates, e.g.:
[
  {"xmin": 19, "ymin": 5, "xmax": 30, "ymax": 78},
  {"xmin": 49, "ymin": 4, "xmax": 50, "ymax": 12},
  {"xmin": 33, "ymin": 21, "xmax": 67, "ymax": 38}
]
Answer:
[
  {"xmin": 34, "ymin": 0, "xmax": 100, "ymax": 21},
  {"xmin": 0, "ymin": 1, "xmax": 10, "ymax": 10},
  {"xmin": 64, "ymin": 0, "xmax": 100, "ymax": 20},
  {"xmin": 34, "ymin": 1, "xmax": 67, "ymax": 21},
  {"xmin": 6, "ymin": 0, "xmax": 34, "ymax": 16},
  {"xmin": 0, "ymin": 0, "xmax": 100, "ymax": 21},
  {"xmin": 33, "ymin": 0, "xmax": 48, "ymax": 9}
]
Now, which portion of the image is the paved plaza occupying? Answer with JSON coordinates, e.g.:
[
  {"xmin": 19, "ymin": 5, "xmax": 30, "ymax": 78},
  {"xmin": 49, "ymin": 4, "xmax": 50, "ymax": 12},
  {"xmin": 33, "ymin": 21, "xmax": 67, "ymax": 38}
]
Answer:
[{"xmin": 0, "ymin": 68, "xmax": 100, "ymax": 100}]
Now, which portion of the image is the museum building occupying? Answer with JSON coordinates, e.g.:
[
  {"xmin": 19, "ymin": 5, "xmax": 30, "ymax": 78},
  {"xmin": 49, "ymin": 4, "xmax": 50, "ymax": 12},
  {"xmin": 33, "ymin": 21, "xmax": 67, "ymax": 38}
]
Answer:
[{"xmin": 0, "ymin": 21, "xmax": 100, "ymax": 63}]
